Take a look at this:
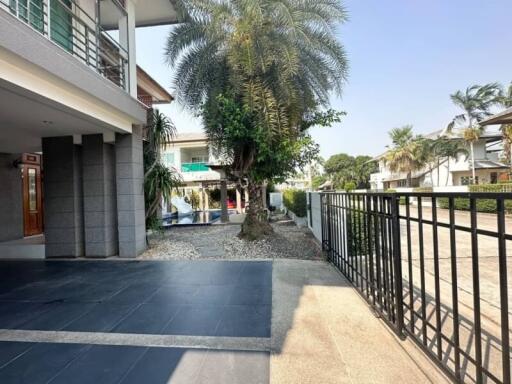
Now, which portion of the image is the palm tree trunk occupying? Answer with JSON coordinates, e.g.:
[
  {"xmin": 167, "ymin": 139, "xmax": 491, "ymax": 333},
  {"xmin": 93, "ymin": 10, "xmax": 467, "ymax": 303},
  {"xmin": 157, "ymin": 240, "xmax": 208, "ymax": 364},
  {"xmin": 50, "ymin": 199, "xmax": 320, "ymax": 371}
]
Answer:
[
  {"xmin": 436, "ymin": 159, "xmax": 440, "ymax": 186},
  {"xmin": 406, "ymin": 172, "xmax": 412, "ymax": 187},
  {"xmin": 470, "ymin": 142, "xmax": 476, "ymax": 184}
]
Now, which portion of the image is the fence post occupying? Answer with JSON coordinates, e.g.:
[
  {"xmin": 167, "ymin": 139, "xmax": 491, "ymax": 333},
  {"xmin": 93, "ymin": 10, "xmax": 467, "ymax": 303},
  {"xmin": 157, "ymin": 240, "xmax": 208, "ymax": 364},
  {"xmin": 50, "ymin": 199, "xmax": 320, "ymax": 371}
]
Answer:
[{"xmin": 390, "ymin": 194, "xmax": 405, "ymax": 338}]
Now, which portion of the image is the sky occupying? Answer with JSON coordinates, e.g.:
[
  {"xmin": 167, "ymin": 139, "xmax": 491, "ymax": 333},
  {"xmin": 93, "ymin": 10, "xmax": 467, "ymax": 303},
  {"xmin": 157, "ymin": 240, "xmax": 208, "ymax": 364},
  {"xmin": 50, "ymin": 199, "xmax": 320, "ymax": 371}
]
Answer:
[{"xmin": 134, "ymin": 0, "xmax": 512, "ymax": 160}]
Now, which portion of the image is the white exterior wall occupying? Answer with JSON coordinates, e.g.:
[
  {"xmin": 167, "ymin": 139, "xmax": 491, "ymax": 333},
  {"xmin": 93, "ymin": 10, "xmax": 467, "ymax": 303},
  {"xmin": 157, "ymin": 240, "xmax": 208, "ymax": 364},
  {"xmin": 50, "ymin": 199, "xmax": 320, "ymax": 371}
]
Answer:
[{"xmin": 307, "ymin": 192, "xmax": 322, "ymax": 243}]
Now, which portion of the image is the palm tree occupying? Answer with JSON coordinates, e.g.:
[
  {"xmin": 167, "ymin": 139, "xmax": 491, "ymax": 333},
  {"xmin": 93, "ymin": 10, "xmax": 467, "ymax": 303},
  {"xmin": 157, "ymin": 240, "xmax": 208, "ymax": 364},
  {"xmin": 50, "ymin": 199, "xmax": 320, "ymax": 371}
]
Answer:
[
  {"xmin": 166, "ymin": 0, "xmax": 348, "ymax": 235},
  {"xmin": 448, "ymin": 83, "xmax": 503, "ymax": 131},
  {"xmin": 143, "ymin": 110, "xmax": 182, "ymax": 225},
  {"xmin": 448, "ymin": 83, "xmax": 502, "ymax": 184},
  {"xmin": 385, "ymin": 126, "xmax": 424, "ymax": 187},
  {"xmin": 431, "ymin": 138, "xmax": 468, "ymax": 186},
  {"xmin": 462, "ymin": 126, "xmax": 483, "ymax": 183}
]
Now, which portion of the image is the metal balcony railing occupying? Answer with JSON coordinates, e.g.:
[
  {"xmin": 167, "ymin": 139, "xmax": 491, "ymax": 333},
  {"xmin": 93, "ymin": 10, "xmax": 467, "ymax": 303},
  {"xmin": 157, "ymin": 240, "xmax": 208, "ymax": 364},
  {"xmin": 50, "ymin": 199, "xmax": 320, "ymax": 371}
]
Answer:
[
  {"xmin": 181, "ymin": 162, "xmax": 210, "ymax": 172},
  {"xmin": 1, "ymin": 0, "xmax": 129, "ymax": 91}
]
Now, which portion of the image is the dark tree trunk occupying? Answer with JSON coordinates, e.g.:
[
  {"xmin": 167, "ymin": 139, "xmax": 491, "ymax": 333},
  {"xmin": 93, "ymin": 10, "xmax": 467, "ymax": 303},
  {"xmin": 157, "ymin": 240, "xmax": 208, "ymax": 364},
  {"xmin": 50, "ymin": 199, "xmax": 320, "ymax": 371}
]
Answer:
[{"xmin": 239, "ymin": 180, "xmax": 273, "ymax": 240}]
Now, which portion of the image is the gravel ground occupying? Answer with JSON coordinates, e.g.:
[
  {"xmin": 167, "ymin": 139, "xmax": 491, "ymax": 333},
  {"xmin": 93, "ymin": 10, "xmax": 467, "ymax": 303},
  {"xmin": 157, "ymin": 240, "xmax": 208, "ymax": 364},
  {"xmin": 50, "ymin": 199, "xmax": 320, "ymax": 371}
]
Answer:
[{"xmin": 141, "ymin": 218, "xmax": 323, "ymax": 261}]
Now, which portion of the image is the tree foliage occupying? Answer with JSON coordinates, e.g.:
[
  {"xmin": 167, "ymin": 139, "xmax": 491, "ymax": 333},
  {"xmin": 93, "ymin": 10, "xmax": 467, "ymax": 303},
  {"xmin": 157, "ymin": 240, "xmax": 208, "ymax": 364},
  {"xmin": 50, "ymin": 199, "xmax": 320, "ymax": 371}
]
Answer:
[
  {"xmin": 324, "ymin": 153, "xmax": 376, "ymax": 189},
  {"xmin": 144, "ymin": 110, "xmax": 182, "ymax": 227}
]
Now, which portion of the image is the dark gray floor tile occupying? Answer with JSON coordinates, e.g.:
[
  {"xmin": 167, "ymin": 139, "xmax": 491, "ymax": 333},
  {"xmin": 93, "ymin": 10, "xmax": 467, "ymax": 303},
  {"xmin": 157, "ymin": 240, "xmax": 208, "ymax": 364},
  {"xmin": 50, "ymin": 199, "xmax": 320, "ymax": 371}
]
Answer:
[
  {"xmin": 113, "ymin": 303, "xmax": 180, "ymax": 334},
  {"xmin": 147, "ymin": 286, "xmax": 200, "ymax": 305},
  {"xmin": 162, "ymin": 305, "xmax": 224, "ymax": 336},
  {"xmin": 196, "ymin": 350, "xmax": 270, "ymax": 384},
  {"xmin": 105, "ymin": 283, "xmax": 161, "ymax": 305},
  {"xmin": 0, "ymin": 342, "xmax": 33, "ymax": 368},
  {"xmin": 17, "ymin": 302, "xmax": 98, "ymax": 331},
  {"xmin": 228, "ymin": 285, "xmax": 272, "ymax": 305},
  {"xmin": 0, "ymin": 302, "xmax": 51, "ymax": 329},
  {"xmin": 63, "ymin": 302, "xmax": 136, "ymax": 332},
  {"xmin": 0, "ymin": 342, "xmax": 89, "ymax": 384},
  {"xmin": 188, "ymin": 285, "xmax": 235, "ymax": 305},
  {"xmin": 48, "ymin": 345, "xmax": 146, "ymax": 384},
  {"xmin": 118, "ymin": 347, "xmax": 187, "ymax": 384},
  {"xmin": 216, "ymin": 305, "xmax": 271, "ymax": 338}
]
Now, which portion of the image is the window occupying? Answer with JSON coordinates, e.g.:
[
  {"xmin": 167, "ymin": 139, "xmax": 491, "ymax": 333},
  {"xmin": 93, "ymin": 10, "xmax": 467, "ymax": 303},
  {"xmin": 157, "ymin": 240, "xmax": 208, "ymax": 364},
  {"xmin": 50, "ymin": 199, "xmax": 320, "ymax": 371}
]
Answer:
[
  {"xmin": 50, "ymin": 0, "xmax": 73, "ymax": 52},
  {"xmin": 191, "ymin": 156, "xmax": 208, "ymax": 163},
  {"xmin": 162, "ymin": 153, "xmax": 175, "ymax": 166},
  {"xmin": 490, "ymin": 172, "xmax": 498, "ymax": 184},
  {"xmin": 461, "ymin": 176, "xmax": 479, "ymax": 185}
]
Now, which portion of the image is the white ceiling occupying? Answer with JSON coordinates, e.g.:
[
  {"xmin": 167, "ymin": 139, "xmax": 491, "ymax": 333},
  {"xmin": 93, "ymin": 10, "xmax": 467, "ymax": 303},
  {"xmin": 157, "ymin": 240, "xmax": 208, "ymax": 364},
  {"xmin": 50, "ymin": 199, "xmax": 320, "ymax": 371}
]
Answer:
[
  {"xmin": 0, "ymin": 80, "xmax": 115, "ymax": 153},
  {"xmin": 100, "ymin": 0, "xmax": 178, "ymax": 30}
]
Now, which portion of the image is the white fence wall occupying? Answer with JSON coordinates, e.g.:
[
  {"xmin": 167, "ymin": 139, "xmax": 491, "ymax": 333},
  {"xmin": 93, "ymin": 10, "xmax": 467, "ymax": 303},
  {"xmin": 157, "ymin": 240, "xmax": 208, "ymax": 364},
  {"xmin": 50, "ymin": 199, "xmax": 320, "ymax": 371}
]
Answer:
[{"xmin": 307, "ymin": 192, "xmax": 322, "ymax": 243}]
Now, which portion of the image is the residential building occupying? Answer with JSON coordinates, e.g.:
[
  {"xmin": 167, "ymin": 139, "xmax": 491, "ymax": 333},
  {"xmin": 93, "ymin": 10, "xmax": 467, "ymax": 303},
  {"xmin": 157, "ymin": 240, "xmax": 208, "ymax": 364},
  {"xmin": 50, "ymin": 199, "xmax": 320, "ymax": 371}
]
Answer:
[
  {"xmin": 161, "ymin": 132, "xmax": 251, "ymax": 214},
  {"xmin": 370, "ymin": 128, "xmax": 509, "ymax": 190},
  {"xmin": 0, "ymin": 0, "xmax": 177, "ymax": 258}
]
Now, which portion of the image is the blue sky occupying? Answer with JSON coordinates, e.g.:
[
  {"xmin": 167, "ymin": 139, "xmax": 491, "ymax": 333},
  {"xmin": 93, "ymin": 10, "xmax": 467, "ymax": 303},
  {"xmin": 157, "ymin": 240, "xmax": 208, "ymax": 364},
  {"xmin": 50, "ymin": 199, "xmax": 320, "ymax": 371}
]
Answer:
[{"xmin": 135, "ymin": 0, "xmax": 511, "ymax": 160}]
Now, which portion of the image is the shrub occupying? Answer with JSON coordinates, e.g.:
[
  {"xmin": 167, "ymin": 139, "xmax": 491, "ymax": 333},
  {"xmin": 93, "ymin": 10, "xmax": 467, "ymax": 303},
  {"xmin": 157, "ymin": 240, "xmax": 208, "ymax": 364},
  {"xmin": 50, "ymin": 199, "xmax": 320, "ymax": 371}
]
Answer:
[
  {"xmin": 283, "ymin": 189, "xmax": 308, "ymax": 217},
  {"xmin": 343, "ymin": 181, "xmax": 356, "ymax": 191},
  {"xmin": 438, "ymin": 183, "xmax": 512, "ymax": 213}
]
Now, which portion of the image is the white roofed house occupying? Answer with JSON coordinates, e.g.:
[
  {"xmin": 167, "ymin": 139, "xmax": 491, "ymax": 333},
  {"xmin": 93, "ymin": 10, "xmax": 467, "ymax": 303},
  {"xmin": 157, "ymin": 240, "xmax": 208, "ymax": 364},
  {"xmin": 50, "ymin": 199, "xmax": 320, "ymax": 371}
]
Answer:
[
  {"xmin": 370, "ymin": 128, "xmax": 509, "ymax": 190},
  {"xmin": 0, "ymin": 0, "xmax": 177, "ymax": 258}
]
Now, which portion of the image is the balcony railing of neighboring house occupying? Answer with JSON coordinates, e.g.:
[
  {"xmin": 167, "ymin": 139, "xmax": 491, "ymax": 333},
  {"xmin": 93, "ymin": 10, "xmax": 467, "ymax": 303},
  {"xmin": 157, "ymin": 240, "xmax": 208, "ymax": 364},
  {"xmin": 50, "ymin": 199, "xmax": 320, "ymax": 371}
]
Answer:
[
  {"xmin": 181, "ymin": 162, "xmax": 210, "ymax": 172},
  {"xmin": 1, "ymin": 0, "xmax": 129, "ymax": 91}
]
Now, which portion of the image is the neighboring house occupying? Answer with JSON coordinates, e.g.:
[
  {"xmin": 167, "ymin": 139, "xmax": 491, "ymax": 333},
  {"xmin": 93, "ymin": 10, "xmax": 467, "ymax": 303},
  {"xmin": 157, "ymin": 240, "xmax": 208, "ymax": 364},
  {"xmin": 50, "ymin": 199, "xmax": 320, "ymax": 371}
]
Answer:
[
  {"xmin": 0, "ymin": 0, "xmax": 177, "ymax": 258},
  {"xmin": 370, "ymin": 129, "xmax": 509, "ymax": 190},
  {"xmin": 161, "ymin": 132, "xmax": 253, "ymax": 214}
]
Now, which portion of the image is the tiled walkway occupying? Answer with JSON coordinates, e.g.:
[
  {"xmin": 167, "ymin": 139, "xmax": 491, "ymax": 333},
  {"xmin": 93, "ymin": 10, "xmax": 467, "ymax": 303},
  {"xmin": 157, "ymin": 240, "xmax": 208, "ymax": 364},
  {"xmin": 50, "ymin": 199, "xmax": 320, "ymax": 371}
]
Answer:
[{"xmin": 0, "ymin": 260, "xmax": 271, "ymax": 383}]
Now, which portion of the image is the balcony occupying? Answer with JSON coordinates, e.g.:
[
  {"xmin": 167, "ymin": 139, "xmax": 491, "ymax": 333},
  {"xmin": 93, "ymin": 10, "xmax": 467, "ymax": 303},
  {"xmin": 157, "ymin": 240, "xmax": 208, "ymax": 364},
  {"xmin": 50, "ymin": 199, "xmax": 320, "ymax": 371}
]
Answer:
[
  {"xmin": 1, "ymin": 0, "xmax": 129, "ymax": 91},
  {"xmin": 181, "ymin": 162, "xmax": 210, "ymax": 173}
]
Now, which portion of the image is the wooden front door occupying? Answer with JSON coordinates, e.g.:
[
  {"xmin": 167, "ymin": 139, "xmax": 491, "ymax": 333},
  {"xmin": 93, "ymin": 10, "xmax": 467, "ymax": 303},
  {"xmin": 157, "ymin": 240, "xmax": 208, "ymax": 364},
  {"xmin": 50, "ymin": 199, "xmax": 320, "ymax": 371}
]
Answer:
[{"xmin": 22, "ymin": 154, "xmax": 43, "ymax": 237}]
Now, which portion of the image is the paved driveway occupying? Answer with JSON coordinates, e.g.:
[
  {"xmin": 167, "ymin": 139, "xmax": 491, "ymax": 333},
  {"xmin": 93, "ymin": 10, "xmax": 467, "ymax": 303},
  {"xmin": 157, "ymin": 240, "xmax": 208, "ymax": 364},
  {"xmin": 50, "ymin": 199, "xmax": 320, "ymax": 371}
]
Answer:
[{"xmin": 0, "ymin": 260, "xmax": 271, "ymax": 384}]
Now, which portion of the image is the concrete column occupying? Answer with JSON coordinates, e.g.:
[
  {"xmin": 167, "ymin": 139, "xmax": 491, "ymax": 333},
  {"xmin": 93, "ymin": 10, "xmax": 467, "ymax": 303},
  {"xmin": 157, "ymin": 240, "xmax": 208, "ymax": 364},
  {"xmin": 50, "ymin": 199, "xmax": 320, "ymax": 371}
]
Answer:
[
  {"xmin": 119, "ymin": 0, "xmax": 137, "ymax": 96},
  {"xmin": 236, "ymin": 186, "xmax": 242, "ymax": 214},
  {"xmin": 42, "ymin": 137, "xmax": 84, "ymax": 257},
  {"xmin": 0, "ymin": 154, "xmax": 23, "ymax": 242},
  {"xmin": 82, "ymin": 135, "xmax": 118, "ymax": 257},
  {"xmin": 220, "ymin": 179, "xmax": 229, "ymax": 223},
  {"xmin": 198, "ymin": 186, "xmax": 204, "ymax": 211},
  {"xmin": 204, "ymin": 187, "xmax": 210, "ymax": 211},
  {"xmin": 116, "ymin": 129, "xmax": 146, "ymax": 258}
]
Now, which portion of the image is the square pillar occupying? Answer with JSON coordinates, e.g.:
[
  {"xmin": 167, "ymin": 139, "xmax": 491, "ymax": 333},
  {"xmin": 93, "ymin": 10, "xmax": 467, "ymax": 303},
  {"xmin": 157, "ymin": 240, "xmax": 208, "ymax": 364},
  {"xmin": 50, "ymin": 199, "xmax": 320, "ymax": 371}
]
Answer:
[
  {"xmin": 82, "ymin": 135, "xmax": 118, "ymax": 257},
  {"xmin": 220, "ymin": 179, "xmax": 229, "ymax": 223},
  {"xmin": 116, "ymin": 130, "xmax": 146, "ymax": 258},
  {"xmin": 236, "ymin": 186, "xmax": 242, "ymax": 214},
  {"xmin": 42, "ymin": 137, "xmax": 84, "ymax": 257}
]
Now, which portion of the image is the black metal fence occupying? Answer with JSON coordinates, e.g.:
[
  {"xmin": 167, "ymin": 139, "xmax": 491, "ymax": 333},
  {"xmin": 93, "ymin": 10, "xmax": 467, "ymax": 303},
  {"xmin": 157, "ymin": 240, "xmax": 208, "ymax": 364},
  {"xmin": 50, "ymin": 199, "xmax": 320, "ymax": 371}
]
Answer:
[{"xmin": 319, "ymin": 191, "xmax": 512, "ymax": 384}]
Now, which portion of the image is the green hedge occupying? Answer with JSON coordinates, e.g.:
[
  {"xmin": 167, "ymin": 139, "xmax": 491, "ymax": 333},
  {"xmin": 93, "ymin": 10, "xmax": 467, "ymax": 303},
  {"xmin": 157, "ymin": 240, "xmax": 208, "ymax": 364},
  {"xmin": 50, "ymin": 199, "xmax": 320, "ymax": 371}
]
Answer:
[
  {"xmin": 283, "ymin": 189, "xmax": 307, "ymax": 217},
  {"xmin": 438, "ymin": 184, "xmax": 512, "ymax": 213}
]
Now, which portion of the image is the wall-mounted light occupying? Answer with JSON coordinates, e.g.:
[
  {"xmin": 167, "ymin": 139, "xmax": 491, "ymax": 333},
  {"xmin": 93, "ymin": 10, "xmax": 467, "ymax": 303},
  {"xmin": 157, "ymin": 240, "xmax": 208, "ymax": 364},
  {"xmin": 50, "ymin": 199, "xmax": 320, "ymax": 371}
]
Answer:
[{"xmin": 12, "ymin": 158, "xmax": 23, "ymax": 170}]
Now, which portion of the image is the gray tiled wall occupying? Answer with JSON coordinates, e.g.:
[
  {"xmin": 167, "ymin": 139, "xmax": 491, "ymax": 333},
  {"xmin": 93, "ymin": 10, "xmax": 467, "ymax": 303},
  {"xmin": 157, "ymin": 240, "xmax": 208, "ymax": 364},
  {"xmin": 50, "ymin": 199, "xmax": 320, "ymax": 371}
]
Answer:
[
  {"xmin": 115, "ymin": 130, "xmax": 146, "ymax": 257},
  {"xmin": 43, "ymin": 137, "xmax": 84, "ymax": 257}
]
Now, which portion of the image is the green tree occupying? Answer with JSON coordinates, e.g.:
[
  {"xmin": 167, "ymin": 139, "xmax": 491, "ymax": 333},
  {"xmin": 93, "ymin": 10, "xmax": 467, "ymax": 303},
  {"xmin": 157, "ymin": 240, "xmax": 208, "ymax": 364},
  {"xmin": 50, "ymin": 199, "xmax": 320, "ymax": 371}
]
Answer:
[
  {"xmin": 144, "ymin": 110, "xmax": 182, "ymax": 227},
  {"xmin": 384, "ymin": 125, "xmax": 425, "ymax": 187},
  {"xmin": 324, "ymin": 153, "xmax": 376, "ymax": 189},
  {"xmin": 167, "ymin": 0, "xmax": 348, "ymax": 238}
]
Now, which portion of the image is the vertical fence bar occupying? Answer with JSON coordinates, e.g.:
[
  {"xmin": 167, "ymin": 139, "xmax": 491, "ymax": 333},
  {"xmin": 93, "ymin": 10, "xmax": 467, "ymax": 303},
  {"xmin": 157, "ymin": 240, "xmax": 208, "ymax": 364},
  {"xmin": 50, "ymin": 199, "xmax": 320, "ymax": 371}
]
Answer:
[
  {"xmin": 374, "ymin": 196, "xmax": 383, "ymax": 310},
  {"xmin": 406, "ymin": 196, "xmax": 415, "ymax": 334},
  {"xmin": 381, "ymin": 197, "xmax": 391, "ymax": 316},
  {"xmin": 470, "ymin": 197, "xmax": 483, "ymax": 384},
  {"xmin": 368, "ymin": 196, "xmax": 376, "ymax": 306},
  {"xmin": 431, "ymin": 197, "xmax": 443, "ymax": 360},
  {"xmin": 391, "ymin": 194, "xmax": 404, "ymax": 335},
  {"xmin": 417, "ymin": 196, "xmax": 428, "ymax": 346},
  {"xmin": 448, "ymin": 197, "xmax": 461, "ymax": 381},
  {"xmin": 497, "ymin": 197, "xmax": 510, "ymax": 384}
]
